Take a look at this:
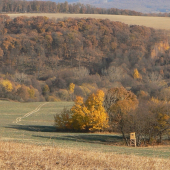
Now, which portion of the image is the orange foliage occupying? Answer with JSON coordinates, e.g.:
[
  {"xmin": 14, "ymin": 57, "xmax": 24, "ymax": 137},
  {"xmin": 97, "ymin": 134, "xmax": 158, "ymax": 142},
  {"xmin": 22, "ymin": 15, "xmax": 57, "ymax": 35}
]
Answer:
[{"xmin": 105, "ymin": 87, "xmax": 138, "ymax": 120}]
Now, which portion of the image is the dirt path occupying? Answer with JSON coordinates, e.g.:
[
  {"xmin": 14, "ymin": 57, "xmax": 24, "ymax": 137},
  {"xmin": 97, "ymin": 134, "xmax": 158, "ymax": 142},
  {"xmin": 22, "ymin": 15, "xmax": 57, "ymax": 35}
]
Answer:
[{"xmin": 13, "ymin": 103, "xmax": 48, "ymax": 124}]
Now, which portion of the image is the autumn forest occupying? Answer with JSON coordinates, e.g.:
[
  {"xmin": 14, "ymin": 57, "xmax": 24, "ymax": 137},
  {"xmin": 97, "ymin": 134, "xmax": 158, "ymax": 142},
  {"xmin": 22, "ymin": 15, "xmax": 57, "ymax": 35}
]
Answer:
[{"xmin": 0, "ymin": 14, "xmax": 170, "ymax": 102}]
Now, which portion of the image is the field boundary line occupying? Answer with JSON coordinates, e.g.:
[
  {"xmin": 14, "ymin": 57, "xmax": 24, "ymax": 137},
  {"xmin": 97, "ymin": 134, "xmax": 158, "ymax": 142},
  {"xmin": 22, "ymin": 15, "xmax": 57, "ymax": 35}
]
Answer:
[
  {"xmin": 0, "ymin": 98, "xmax": 20, "ymax": 102},
  {"xmin": 13, "ymin": 102, "xmax": 48, "ymax": 124}
]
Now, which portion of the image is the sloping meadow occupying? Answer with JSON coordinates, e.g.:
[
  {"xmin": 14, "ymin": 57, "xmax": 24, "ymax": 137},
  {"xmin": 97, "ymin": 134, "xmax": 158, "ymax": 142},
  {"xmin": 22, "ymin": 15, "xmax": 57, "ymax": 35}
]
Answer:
[{"xmin": 0, "ymin": 101, "xmax": 170, "ymax": 160}]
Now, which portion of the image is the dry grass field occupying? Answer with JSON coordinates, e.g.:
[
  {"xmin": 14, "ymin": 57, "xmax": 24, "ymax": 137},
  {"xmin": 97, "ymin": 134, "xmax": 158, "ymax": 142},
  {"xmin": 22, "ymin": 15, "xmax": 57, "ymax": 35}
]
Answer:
[
  {"xmin": 0, "ymin": 141, "xmax": 170, "ymax": 170},
  {"xmin": 7, "ymin": 13, "xmax": 170, "ymax": 30}
]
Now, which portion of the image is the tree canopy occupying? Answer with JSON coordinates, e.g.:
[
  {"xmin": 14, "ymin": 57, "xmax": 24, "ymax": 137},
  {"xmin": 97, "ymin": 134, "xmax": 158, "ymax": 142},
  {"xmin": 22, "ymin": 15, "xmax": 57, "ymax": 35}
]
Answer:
[{"xmin": 55, "ymin": 90, "xmax": 108, "ymax": 132}]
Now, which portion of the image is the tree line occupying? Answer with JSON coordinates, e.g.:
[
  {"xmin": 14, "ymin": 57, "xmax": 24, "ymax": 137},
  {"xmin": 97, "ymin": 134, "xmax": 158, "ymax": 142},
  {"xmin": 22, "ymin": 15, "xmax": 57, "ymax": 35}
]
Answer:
[{"xmin": 1, "ymin": 0, "xmax": 170, "ymax": 17}]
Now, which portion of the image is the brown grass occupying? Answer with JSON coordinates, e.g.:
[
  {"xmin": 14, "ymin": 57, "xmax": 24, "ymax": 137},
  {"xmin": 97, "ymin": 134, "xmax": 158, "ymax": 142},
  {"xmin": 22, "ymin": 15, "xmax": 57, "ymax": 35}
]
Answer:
[
  {"xmin": 6, "ymin": 13, "xmax": 170, "ymax": 30},
  {"xmin": 0, "ymin": 141, "xmax": 169, "ymax": 170}
]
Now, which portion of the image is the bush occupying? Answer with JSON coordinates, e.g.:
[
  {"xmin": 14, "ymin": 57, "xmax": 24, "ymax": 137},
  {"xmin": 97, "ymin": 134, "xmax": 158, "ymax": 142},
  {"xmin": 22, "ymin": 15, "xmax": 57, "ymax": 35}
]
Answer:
[
  {"xmin": 56, "ymin": 89, "xmax": 70, "ymax": 101},
  {"xmin": 47, "ymin": 96, "xmax": 61, "ymax": 102},
  {"xmin": 54, "ymin": 107, "xmax": 72, "ymax": 131}
]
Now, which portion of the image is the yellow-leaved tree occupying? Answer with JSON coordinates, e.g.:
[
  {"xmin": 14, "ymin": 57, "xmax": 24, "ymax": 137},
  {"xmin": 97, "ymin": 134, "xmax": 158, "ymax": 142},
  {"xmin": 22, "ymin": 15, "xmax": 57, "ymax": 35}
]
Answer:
[
  {"xmin": 1, "ymin": 80, "xmax": 13, "ymax": 92},
  {"xmin": 69, "ymin": 83, "xmax": 75, "ymax": 94},
  {"xmin": 54, "ymin": 90, "xmax": 108, "ymax": 132},
  {"xmin": 28, "ymin": 86, "xmax": 35, "ymax": 99},
  {"xmin": 71, "ymin": 90, "xmax": 108, "ymax": 131},
  {"xmin": 133, "ymin": 68, "xmax": 142, "ymax": 80},
  {"xmin": 69, "ymin": 83, "xmax": 75, "ymax": 100}
]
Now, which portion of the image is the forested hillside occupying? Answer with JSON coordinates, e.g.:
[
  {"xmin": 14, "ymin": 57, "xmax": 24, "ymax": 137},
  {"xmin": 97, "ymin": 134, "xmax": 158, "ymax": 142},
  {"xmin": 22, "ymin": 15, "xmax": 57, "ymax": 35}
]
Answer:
[{"xmin": 0, "ymin": 15, "xmax": 170, "ymax": 102}]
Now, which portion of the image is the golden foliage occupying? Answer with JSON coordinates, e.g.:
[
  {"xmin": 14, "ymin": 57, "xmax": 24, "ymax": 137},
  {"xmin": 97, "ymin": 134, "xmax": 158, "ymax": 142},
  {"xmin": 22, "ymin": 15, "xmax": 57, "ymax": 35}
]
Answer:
[
  {"xmin": 151, "ymin": 41, "xmax": 169, "ymax": 59},
  {"xmin": 69, "ymin": 83, "xmax": 75, "ymax": 94},
  {"xmin": 133, "ymin": 68, "xmax": 142, "ymax": 79},
  {"xmin": 150, "ymin": 97, "xmax": 160, "ymax": 104},
  {"xmin": 28, "ymin": 86, "xmax": 35, "ymax": 99},
  {"xmin": 1, "ymin": 80, "xmax": 13, "ymax": 92},
  {"xmin": 70, "ymin": 90, "xmax": 108, "ymax": 131},
  {"xmin": 137, "ymin": 90, "xmax": 149, "ymax": 99}
]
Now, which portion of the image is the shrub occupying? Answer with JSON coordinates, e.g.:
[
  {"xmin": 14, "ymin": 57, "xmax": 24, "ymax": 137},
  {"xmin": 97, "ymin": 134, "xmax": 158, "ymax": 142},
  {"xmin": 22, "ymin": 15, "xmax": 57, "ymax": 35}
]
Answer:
[
  {"xmin": 47, "ymin": 96, "xmax": 61, "ymax": 102},
  {"xmin": 56, "ymin": 89, "xmax": 70, "ymax": 101},
  {"xmin": 0, "ymin": 80, "xmax": 13, "ymax": 92},
  {"xmin": 54, "ymin": 107, "xmax": 72, "ymax": 131},
  {"xmin": 42, "ymin": 84, "xmax": 50, "ymax": 95}
]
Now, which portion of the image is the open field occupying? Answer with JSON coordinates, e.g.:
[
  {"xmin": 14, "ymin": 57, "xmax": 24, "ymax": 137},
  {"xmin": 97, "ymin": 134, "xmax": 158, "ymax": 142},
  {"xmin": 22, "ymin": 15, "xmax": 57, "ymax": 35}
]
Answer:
[
  {"xmin": 0, "ymin": 100, "xmax": 170, "ymax": 161},
  {"xmin": 7, "ymin": 13, "xmax": 170, "ymax": 30},
  {"xmin": 0, "ymin": 141, "xmax": 170, "ymax": 170}
]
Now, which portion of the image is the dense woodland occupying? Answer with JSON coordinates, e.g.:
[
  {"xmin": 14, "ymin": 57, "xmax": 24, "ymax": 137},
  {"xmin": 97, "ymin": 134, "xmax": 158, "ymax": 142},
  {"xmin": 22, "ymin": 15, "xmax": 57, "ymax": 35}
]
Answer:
[
  {"xmin": 1, "ymin": 0, "xmax": 170, "ymax": 17},
  {"xmin": 0, "ymin": 15, "xmax": 170, "ymax": 103}
]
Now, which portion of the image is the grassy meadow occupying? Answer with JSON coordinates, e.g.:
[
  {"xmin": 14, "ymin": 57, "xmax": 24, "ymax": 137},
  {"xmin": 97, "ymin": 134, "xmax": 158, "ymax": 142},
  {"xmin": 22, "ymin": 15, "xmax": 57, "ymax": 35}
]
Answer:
[
  {"xmin": 0, "ymin": 100, "xmax": 170, "ymax": 158},
  {"xmin": 7, "ymin": 13, "xmax": 170, "ymax": 30}
]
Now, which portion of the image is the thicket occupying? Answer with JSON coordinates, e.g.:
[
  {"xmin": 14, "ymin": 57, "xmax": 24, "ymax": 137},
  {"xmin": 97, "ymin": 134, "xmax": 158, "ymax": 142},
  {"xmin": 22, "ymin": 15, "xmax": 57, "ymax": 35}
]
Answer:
[{"xmin": 104, "ymin": 87, "xmax": 170, "ymax": 146}]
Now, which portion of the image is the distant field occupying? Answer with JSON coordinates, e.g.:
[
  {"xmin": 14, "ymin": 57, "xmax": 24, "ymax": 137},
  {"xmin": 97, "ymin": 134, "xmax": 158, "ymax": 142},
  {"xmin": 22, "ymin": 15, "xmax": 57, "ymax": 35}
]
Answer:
[
  {"xmin": 0, "ymin": 100, "xmax": 170, "ymax": 159},
  {"xmin": 7, "ymin": 13, "xmax": 170, "ymax": 30}
]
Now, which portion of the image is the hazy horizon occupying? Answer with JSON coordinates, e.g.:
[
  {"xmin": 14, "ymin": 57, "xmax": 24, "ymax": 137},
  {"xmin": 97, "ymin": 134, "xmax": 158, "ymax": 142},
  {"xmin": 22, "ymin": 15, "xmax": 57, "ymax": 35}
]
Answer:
[{"xmin": 51, "ymin": 0, "xmax": 170, "ymax": 13}]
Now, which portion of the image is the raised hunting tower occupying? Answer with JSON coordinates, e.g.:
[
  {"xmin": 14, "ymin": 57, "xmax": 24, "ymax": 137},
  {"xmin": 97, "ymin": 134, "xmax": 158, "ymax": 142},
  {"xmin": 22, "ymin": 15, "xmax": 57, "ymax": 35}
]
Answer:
[{"xmin": 130, "ymin": 132, "xmax": 136, "ymax": 147}]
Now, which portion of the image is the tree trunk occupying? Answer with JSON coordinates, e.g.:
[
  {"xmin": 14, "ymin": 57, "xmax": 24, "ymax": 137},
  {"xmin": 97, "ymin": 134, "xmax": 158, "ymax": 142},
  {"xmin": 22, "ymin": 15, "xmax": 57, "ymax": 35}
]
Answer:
[
  {"xmin": 159, "ymin": 132, "xmax": 162, "ymax": 143},
  {"xmin": 121, "ymin": 127, "xmax": 129, "ymax": 146}
]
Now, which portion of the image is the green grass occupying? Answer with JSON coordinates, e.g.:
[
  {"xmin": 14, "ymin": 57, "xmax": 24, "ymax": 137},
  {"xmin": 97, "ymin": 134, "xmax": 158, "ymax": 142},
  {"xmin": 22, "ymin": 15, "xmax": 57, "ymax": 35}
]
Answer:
[{"xmin": 0, "ymin": 100, "xmax": 170, "ymax": 159}]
